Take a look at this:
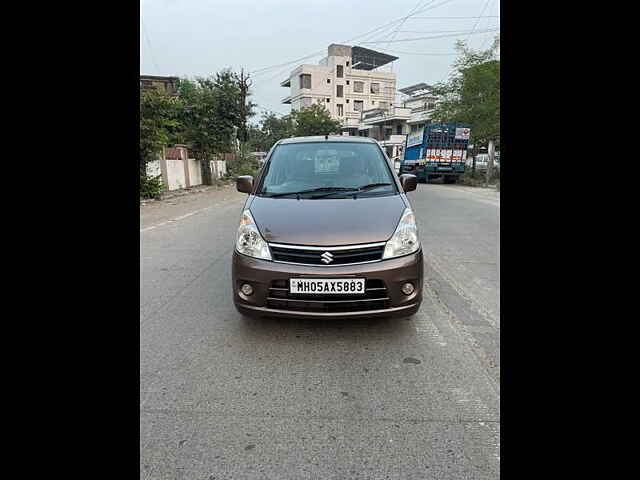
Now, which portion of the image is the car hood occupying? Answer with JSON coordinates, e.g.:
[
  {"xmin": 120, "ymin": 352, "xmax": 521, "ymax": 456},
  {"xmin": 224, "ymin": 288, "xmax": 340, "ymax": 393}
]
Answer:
[{"xmin": 248, "ymin": 195, "xmax": 407, "ymax": 246}]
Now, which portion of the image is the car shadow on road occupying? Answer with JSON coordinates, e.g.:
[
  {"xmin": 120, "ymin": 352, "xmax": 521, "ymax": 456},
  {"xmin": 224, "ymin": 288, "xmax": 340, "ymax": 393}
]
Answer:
[{"xmin": 235, "ymin": 313, "xmax": 417, "ymax": 346}]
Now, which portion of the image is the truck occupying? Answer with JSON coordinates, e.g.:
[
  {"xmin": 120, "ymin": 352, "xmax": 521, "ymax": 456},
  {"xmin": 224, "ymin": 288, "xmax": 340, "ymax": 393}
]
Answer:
[{"xmin": 400, "ymin": 123, "xmax": 471, "ymax": 184}]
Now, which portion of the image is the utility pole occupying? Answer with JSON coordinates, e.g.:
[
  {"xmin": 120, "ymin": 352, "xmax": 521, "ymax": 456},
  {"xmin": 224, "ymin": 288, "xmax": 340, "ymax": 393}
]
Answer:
[
  {"xmin": 238, "ymin": 68, "xmax": 252, "ymax": 145},
  {"xmin": 486, "ymin": 138, "xmax": 495, "ymax": 187}
]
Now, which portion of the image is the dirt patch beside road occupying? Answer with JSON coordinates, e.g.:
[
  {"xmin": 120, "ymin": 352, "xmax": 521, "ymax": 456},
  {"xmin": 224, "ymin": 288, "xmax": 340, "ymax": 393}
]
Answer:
[{"xmin": 140, "ymin": 183, "xmax": 245, "ymax": 231}]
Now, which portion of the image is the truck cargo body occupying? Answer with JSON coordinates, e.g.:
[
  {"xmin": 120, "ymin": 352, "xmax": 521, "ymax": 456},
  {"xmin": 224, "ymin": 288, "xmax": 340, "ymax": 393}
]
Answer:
[{"xmin": 400, "ymin": 123, "xmax": 471, "ymax": 184}]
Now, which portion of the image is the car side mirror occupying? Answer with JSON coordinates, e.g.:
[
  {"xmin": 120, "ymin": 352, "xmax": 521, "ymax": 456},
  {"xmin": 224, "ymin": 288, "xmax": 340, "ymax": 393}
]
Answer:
[
  {"xmin": 399, "ymin": 174, "xmax": 417, "ymax": 193},
  {"xmin": 236, "ymin": 175, "xmax": 254, "ymax": 194}
]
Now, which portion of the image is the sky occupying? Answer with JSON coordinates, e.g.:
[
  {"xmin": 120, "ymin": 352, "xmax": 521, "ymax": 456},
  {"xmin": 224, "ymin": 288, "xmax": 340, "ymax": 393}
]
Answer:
[{"xmin": 140, "ymin": 0, "xmax": 499, "ymax": 120}]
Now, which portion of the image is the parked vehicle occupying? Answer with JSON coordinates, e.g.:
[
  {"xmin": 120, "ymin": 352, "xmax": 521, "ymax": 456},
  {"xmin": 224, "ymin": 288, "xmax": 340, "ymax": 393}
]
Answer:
[
  {"xmin": 400, "ymin": 123, "xmax": 471, "ymax": 184},
  {"xmin": 233, "ymin": 136, "xmax": 423, "ymax": 319}
]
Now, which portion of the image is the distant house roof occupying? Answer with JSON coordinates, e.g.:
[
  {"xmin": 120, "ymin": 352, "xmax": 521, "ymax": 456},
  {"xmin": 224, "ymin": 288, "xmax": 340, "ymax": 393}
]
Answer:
[
  {"xmin": 398, "ymin": 83, "xmax": 433, "ymax": 96},
  {"xmin": 351, "ymin": 46, "xmax": 398, "ymax": 70},
  {"xmin": 140, "ymin": 75, "xmax": 180, "ymax": 96},
  {"xmin": 164, "ymin": 147, "xmax": 184, "ymax": 159},
  {"xmin": 140, "ymin": 74, "xmax": 179, "ymax": 82}
]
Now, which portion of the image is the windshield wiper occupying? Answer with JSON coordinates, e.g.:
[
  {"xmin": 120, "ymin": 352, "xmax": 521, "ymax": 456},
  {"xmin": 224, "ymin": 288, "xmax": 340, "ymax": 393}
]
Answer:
[
  {"xmin": 261, "ymin": 186, "xmax": 354, "ymax": 198},
  {"xmin": 310, "ymin": 183, "xmax": 393, "ymax": 199}
]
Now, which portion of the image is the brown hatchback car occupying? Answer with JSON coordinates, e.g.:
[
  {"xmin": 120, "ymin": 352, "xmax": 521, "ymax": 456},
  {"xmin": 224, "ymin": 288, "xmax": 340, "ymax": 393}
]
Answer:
[{"xmin": 232, "ymin": 136, "xmax": 422, "ymax": 319}]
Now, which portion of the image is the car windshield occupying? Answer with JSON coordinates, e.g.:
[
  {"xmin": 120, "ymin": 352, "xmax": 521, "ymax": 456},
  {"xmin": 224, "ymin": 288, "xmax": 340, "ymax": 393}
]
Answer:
[{"xmin": 257, "ymin": 142, "xmax": 397, "ymax": 198}]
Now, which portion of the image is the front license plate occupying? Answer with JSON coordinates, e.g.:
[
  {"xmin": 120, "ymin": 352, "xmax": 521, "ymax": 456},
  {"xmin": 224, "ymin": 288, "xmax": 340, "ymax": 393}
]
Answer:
[{"xmin": 290, "ymin": 278, "xmax": 365, "ymax": 295}]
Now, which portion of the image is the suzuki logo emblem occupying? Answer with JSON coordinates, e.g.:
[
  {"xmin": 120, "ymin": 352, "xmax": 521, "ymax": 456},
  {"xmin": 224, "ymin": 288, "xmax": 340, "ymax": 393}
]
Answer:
[{"xmin": 320, "ymin": 251, "xmax": 334, "ymax": 264}]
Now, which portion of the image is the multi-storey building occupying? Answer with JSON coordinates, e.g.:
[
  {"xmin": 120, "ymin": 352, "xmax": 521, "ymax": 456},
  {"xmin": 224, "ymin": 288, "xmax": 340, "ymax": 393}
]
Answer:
[
  {"xmin": 280, "ymin": 44, "xmax": 399, "ymax": 135},
  {"xmin": 279, "ymin": 46, "xmax": 442, "ymax": 164}
]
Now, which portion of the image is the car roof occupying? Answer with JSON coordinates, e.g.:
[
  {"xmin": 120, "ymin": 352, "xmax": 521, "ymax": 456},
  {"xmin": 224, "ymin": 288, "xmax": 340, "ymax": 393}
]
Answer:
[{"xmin": 277, "ymin": 136, "xmax": 378, "ymax": 145}]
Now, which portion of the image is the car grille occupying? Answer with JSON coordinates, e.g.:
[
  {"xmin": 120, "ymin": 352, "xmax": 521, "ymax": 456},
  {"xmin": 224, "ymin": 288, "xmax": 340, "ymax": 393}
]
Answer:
[
  {"xmin": 266, "ymin": 279, "xmax": 390, "ymax": 313},
  {"xmin": 269, "ymin": 243, "xmax": 385, "ymax": 266}
]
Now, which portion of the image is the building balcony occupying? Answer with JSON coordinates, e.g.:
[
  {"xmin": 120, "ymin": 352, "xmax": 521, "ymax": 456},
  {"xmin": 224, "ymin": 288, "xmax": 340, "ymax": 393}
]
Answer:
[
  {"xmin": 281, "ymin": 95, "xmax": 292, "ymax": 104},
  {"xmin": 280, "ymin": 78, "xmax": 291, "ymax": 87},
  {"xmin": 361, "ymin": 106, "xmax": 411, "ymax": 125},
  {"xmin": 341, "ymin": 117, "xmax": 361, "ymax": 129},
  {"xmin": 407, "ymin": 109, "xmax": 432, "ymax": 124},
  {"xmin": 378, "ymin": 134, "xmax": 408, "ymax": 146}
]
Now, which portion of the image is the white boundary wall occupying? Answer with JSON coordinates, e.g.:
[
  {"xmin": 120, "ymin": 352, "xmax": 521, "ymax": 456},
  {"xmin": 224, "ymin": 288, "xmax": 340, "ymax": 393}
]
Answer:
[
  {"xmin": 146, "ymin": 147, "xmax": 228, "ymax": 192},
  {"xmin": 186, "ymin": 158, "xmax": 202, "ymax": 187},
  {"xmin": 165, "ymin": 159, "xmax": 186, "ymax": 190}
]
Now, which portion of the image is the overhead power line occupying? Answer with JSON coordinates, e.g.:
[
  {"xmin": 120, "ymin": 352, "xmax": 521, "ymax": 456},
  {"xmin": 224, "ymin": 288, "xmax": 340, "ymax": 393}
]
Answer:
[
  {"xmin": 361, "ymin": 28, "xmax": 499, "ymax": 44},
  {"xmin": 409, "ymin": 15, "xmax": 499, "ymax": 19},
  {"xmin": 249, "ymin": 0, "xmax": 456, "ymax": 76},
  {"xmin": 375, "ymin": 47, "xmax": 458, "ymax": 56},
  {"xmin": 466, "ymin": 0, "xmax": 493, "ymax": 44},
  {"xmin": 394, "ymin": 28, "xmax": 499, "ymax": 34},
  {"xmin": 141, "ymin": 16, "xmax": 161, "ymax": 74},
  {"xmin": 383, "ymin": 0, "xmax": 434, "ymax": 49}
]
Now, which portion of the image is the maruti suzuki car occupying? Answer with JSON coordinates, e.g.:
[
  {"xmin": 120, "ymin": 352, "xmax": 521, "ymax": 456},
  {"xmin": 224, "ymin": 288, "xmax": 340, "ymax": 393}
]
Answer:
[{"xmin": 232, "ymin": 136, "xmax": 423, "ymax": 319}]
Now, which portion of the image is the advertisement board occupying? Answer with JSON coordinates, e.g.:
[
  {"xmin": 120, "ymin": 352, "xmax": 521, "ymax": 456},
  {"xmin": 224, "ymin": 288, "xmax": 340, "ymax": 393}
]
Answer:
[
  {"xmin": 406, "ymin": 129, "xmax": 423, "ymax": 148},
  {"xmin": 455, "ymin": 127, "xmax": 471, "ymax": 140}
]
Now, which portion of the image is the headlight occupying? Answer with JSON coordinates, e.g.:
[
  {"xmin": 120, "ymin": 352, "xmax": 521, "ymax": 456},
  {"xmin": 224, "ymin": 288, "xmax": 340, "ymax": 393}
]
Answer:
[
  {"xmin": 235, "ymin": 210, "xmax": 271, "ymax": 260},
  {"xmin": 383, "ymin": 208, "xmax": 420, "ymax": 259}
]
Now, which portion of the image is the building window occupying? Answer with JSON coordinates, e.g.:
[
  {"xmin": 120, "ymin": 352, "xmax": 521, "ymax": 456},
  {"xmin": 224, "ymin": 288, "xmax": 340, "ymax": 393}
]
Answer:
[
  {"xmin": 337, "ymin": 65, "xmax": 344, "ymax": 78},
  {"xmin": 397, "ymin": 125, "xmax": 403, "ymax": 135},
  {"xmin": 326, "ymin": 98, "xmax": 330, "ymax": 103},
  {"xmin": 299, "ymin": 74, "xmax": 311, "ymax": 89},
  {"xmin": 336, "ymin": 85, "xmax": 343, "ymax": 98},
  {"xmin": 346, "ymin": 61, "xmax": 350, "ymax": 67},
  {"xmin": 346, "ymin": 99, "xmax": 349, "ymax": 103},
  {"xmin": 370, "ymin": 83, "xmax": 380, "ymax": 94},
  {"xmin": 427, "ymin": 102, "xmax": 436, "ymax": 110},
  {"xmin": 354, "ymin": 100, "xmax": 363, "ymax": 112},
  {"xmin": 372, "ymin": 101, "xmax": 375, "ymax": 105},
  {"xmin": 346, "ymin": 80, "xmax": 350, "ymax": 85},
  {"xmin": 411, "ymin": 124, "xmax": 417, "ymax": 132},
  {"xmin": 354, "ymin": 81, "xmax": 364, "ymax": 93},
  {"xmin": 327, "ymin": 78, "xmax": 331, "ymax": 84},
  {"xmin": 337, "ymin": 104, "xmax": 343, "ymax": 116}
]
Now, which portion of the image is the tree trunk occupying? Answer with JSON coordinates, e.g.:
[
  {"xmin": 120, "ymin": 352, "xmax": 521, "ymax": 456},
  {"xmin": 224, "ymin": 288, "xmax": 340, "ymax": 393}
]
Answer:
[{"xmin": 200, "ymin": 153, "xmax": 213, "ymax": 185}]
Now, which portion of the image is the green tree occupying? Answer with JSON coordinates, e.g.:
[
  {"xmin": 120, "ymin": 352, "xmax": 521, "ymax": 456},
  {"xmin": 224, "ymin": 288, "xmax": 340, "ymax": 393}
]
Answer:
[
  {"xmin": 139, "ymin": 89, "xmax": 181, "ymax": 178},
  {"xmin": 290, "ymin": 104, "xmax": 342, "ymax": 137},
  {"xmin": 431, "ymin": 36, "xmax": 500, "ymax": 148},
  {"xmin": 248, "ymin": 111, "xmax": 295, "ymax": 152},
  {"xmin": 177, "ymin": 72, "xmax": 241, "ymax": 159},
  {"xmin": 176, "ymin": 70, "xmax": 255, "ymax": 183}
]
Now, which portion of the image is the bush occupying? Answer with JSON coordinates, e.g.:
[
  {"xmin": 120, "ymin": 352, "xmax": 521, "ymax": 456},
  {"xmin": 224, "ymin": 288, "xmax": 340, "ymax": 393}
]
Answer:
[
  {"xmin": 459, "ymin": 166, "xmax": 500, "ymax": 187},
  {"xmin": 140, "ymin": 174, "xmax": 164, "ymax": 199},
  {"xmin": 227, "ymin": 145, "xmax": 260, "ymax": 178},
  {"xmin": 459, "ymin": 169, "xmax": 486, "ymax": 186}
]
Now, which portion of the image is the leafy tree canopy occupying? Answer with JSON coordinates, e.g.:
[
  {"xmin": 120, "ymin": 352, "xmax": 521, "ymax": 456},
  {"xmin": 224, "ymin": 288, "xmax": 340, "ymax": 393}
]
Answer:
[
  {"xmin": 139, "ymin": 89, "xmax": 181, "ymax": 175},
  {"xmin": 431, "ymin": 36, "xmax": 500, "ymax": 147},
  {"xmin": 290, "ymin": 103, "xmax": 342, "ymax": 137}
]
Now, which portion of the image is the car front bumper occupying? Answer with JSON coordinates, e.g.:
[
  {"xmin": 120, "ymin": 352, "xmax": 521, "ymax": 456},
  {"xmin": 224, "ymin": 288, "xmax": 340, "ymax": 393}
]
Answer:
[{"xmin": 232, "ymin": 249, "xmax": 423, "ymax": 319}]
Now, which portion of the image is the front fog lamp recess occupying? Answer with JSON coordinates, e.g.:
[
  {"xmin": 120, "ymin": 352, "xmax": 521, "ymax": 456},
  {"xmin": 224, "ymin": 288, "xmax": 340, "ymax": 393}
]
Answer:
[
  {"xmin": 401, "ymin": 282, "xmax": 415, "ymax": 295},
  {"xmin": 241, "ymin": 283, "xmax": 254, "ymax": 296}
]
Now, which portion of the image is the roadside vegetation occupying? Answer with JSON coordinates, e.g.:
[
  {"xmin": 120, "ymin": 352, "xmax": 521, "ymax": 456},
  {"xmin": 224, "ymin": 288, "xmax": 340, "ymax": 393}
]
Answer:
[
  {"xmin": 140, "ymin": 73, "xmax": 342, "ymax": 198},
  {"xmin": 432, "ymin": 35, "xmax": 500, "ymax": 188}
]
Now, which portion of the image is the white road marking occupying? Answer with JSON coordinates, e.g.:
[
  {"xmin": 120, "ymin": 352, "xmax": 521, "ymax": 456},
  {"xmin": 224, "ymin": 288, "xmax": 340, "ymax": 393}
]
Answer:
[{"xmin": 140, "ymin": 205, "xmax": 217, "ymax": 233}]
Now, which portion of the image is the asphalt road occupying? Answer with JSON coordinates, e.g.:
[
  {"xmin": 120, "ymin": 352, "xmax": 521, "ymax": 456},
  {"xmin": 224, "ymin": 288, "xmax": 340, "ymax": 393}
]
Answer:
[{"xmin": 140, "ymin": 182, "xmax": 500, "ymax": 479}]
